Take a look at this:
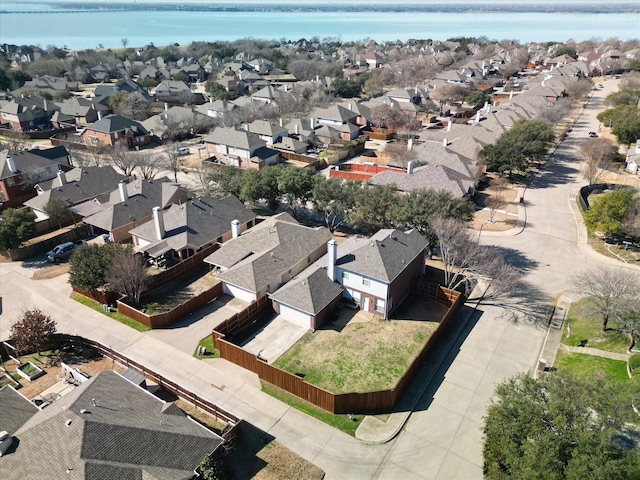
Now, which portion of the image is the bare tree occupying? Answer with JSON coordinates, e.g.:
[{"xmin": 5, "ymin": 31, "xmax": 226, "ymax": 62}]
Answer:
[
  {"xmin": 564, "ymin": 78, "xmax": 594, "ymax": 99},
  {"xmin": 384, "ymin": 140, "xmax": 420, "ymax": 169},
  {"xmin": 485, "ymin": 176, "xmax": 510, "ymax": 222},
  {"xmin": 86, "ymin": 142, "xmax": 107, "ymax": 167},
  {"xmin": 162, "ymin": 142, "xmax": 183, "ymax": 182},
  {"xmin": 105, "ymin": 252, "xmax": 150, "ymax": 305},
  {"xmin": 571, "ymin": 266, "xmax": 639, "ymax": 332},
  {"xmin": 135, "ymin": 151, "xmax": 162, "ymax": 180},
  {"xmin": 121, "ymin": 38, "xmax": 129, "ymax": 49},
  {"xmin": 432, "ymin": 217, "xmax": 520, "ymax": 294},
  {"xmin": 108, "ymin": 143, "xmax": 138, "ymax": 176},
  {"xmin": 537, "ymin": 97, "xmax": 574, "ymax": 125},
  {"xmin": 429, "ymin": 83, "xmax": 467, "ymax": 115},
  {"xmin": 1, "ymin": 132, "xmax": 29, "ymax": 152},
  {"xmin": 617, "ymin": 301, "xmax": 640, "ymax": 352},
  {"xmin": 10, "ymin": 308, "xmax": 57, "ymax": 355},
  {"xmin": 579, "ymin": 137, "xmax": 617, "ymax": 185}
]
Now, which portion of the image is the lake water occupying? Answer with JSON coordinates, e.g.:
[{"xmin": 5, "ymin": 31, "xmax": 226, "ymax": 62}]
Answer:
[{"xmin": 0, "ymin": 2, "xmax": 638, "ymax": 50}]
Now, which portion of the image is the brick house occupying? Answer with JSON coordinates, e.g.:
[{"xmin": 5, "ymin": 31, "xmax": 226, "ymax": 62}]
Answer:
[{"xmin": 80, "ymin": 114, "xmax": 151, "ymax": 148}]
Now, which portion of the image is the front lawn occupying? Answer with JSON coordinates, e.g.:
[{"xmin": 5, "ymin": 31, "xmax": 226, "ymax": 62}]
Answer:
[
  {"xmin": 194, "ymin": 335, "xmax": 220, "ymax": 359},
  {"xmin": 562, "ymin": 298, "xmax": 630, "ymax": 354},
  {"xmin": 272, "ymin": 305, "xmax": 442, "ymax": 394},
  {"xmin": 261, "ymin": 382, "xmax": 362, "ymax": 436},
  {"xmin": 554, "ymin": 350, "xmax": 630, "ymax": 383}
]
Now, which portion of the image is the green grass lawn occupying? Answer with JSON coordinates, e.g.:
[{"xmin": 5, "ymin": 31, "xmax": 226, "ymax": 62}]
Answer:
[
  {"xmin": 193, "ymin": 335, "xmax": 220, "ymax": 359},
  {"xmin": 554, "ymin": 350, "xmax": 630, "ymax": 383},
  {"xmin": 72, "ymin": 293, "xmax": 151, "ymax": 332},
  {"xmin": 261, "ymin": 382, "xmax": 362, "ymax": 436},
  {"xmin": 562, "ymin": 298, "xmax": 630, "ymax": 354},
  {"xmin": 272, "ymin": 316, "xmax": 437, "ymax": 394}
]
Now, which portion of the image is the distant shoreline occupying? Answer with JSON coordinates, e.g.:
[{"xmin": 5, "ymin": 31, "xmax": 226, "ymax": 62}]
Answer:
[{"xmin": 2, "ymin": 2, "xmax": 639, "ymax": 15}]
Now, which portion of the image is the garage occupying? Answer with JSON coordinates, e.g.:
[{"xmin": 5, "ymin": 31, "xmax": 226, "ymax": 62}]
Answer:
[
  {"xmin": 223, "ymin": 283, "xmax": 256, "ymax": 303},
  {"xmin": 277, "ymin": 304, "xmax": 311, "ymax": 329}
]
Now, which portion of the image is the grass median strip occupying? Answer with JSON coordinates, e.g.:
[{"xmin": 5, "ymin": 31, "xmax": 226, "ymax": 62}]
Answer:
[{"xmin": 72, "ymin": 293, "xmax": 151, "ymax": 332}]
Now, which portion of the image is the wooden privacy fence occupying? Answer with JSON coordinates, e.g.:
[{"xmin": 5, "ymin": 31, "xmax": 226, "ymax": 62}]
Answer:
[
  {"xmin": 361, "ymin": 127, "xmax": 396, "ymax": 141},
  {"xmin": 213, "ymin": 296, "xmax": 269, "ymax": 341},
  {"xmin": 9, "ymin": 224, "xmax": 92, "ymax": 261},
  {"xmin": 147, "ymin": 242, "xmax": 219, "ymax": 290},
  {"xmin": 212, "ymin": 282, "xmax": 463, "ymax": 414},
  {"xmin": 46, "ymin": 333, "xmax": 240, "ymax": 430},
  {"xmin": 116, "ymin": 282, "xmax": 223, "ymax": 329}
]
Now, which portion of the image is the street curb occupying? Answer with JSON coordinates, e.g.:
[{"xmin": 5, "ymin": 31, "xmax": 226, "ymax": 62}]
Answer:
[{"xmin": 355, "ymin": 281, "xmax": 488, "ymax": 444}]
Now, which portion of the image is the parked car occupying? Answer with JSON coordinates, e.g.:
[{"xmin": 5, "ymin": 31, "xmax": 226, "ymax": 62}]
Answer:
[
  {"xmin": 588, "ymin": 132, "xmax": 598, "ymax": 137},
  {"xmin": 174, "ymin": 147, "xmax": 190, "ymax": 156},
  {"xmin": 46, "ymin": 241, "xmax": 76, "ymax": 263}
]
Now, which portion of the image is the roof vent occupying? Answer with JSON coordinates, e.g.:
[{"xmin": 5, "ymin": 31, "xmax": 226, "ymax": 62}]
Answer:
[
  {"xmin": 65, "ymin": 419, "xmax": 72, "ymax": 427},
  {"xmin": 80, "ymin": 409, "xmax": 90, "ymax": 414}
]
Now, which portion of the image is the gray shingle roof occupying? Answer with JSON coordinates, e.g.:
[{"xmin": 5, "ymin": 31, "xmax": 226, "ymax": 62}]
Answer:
[
  {"xmin": 336, "ymin": 229, "xmax": 426, "ymax": 283},
  {"xmin": 1, "ymin": 371, "xmax": 222, "ymax": 480},
  {"xmin": 0, "ymin": 146, "xmax": 70, "ymax": 180},
  {"xmin": 0, "ymin": 385, "xmax": 38, "ymax": 436},
  {"xmin": 203, "ymin": 127, "xmax": 266, "ymax": 151},
  {"xmin": 82, "ymin": 179, "xmax": 188, "ymax": 231},
  {"xmin": 129, "ymin": 195, "xmax": 257, "ymax": 255},
  {"xmin": 86, "ymin": 114, "xmax": 149, "ymax": 136},
  {"xmin": 204, "ymin": 213, "xmax": 331, "ymax": 294},
  {"xmin": 368, "ymin": 163, "xmax": 475, "ymax": 197},
  {"xmin": 25, "ymin": 166, "xmax": 127, "ymax": 211},
  {"xmin": 269, "ymin": 267, "xmax": 343, "ymax": 316}
]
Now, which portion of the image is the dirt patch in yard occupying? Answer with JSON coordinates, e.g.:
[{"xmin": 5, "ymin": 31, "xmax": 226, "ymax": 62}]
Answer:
[
  {"xmin": 32, "ymin": 263, "xmax": 69, "ymax": 279},
  {"xmin": 143, "ymin": 267, "xmax": 220, "ymax": 314},
  {"xmin": 274, "ymin": 295, "xmax": 449, "ymax": 394}
]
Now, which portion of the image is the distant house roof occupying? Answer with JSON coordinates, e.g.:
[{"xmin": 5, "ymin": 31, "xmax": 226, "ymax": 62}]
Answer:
[
  {"xmin": 203, "ymin": 127, "xmax": 266, "ymax": 151},
  {"xmin": 336, "ymin": 229, "xmax": 426, "ymax": 283},
  {"xmin": 0, "ymin": 371, "xmax": 223, "ymax": 479},
  {"xmin": 81, "ymin": 178, "xmax": 188, "ymax": 231},
  {"xmin": 25, "ymin": 166, "xmax": 127, "ymax": 212},
  {"xmin": 204, "ymin": 212, "xmax": 331, "ymax": 294},
  {"xmin": 312, "ymin": 104, "xmax": 358, "ymax": 124},
  {"xmin": 85, "ymin": 114, "xmax": 149, "ymax": 136},
  {"xmin": 129, "ymin": 195, "xmax": 257, "ymax": 255},
  {"xmin": 368, "ymin": 163, "xmax": 475, "ymax": 197},
  {"xmin": 0, "ymin": 146, "xmax": 70, "ymax": 180},
  {"xmin": 246, "ymin": 119, "xmax": 288, "ymax": 139}
]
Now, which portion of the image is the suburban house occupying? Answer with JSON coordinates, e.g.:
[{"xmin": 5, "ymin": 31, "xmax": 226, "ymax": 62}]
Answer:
[
  {"xmin": 202, "ymin": 127, "xmax": 280, "ymax": 169},
  {"xmin": 363, "ymin": 51, "xmax": 385, "ymax": 69},
  {"xmin": 310, "ymin": 104, "xmax": 362, "ymax": 141},
  {"xmin": 24, "ymin": 166, "xmax": 127, "ymax": 220},
  {"xmin": 79, "ymin": 178, "xmax": 189, "ymax": 242},
  {"xmin": 0, "ymin": 97, "xmax": 59, "ymax": 131},
  {"xmin": 80, "ymin": 114, "xmax": 151, "ymax": 148},
  {"xmin": 204, "ymin": 212, "xmax": 331, "ymax": 303},
  {"xmin": 195, "ymin": 99, "xmax": 239, "ymax": 119},
  {"xmin": 129, "ymin": 195, "xmax": 258, "ymax": 264},
  {"xmin": 0, "ymin": 146, "xmax": 72, "ymax": 209},
  {"xmin": 14, "ymin": 75, "xmax": 78, "ymax": 98},
  {"xmin": 0, "ymin": 370, "xmax": 223, "ymax": 479},
  {"xmin": 245, "ymin": 119, "xmax": 288, "ymax": 146},
  {"xmin": 141, "ymin": 106, "xmax": 210, "ymax": 141},
  {"xmin": 55, "ymin": 97, "xmax": 99, "ymax": 125},
  {"xmin": 269, "ymin": 228, "xmax": 428, "ymax": 328},
  {"xmin": 368, "ymin": 162, "xmax": 476, "ymax": 198},
  {"xmin": 155, "ymin": 80, "xmax": 199, "ymax": 103}
]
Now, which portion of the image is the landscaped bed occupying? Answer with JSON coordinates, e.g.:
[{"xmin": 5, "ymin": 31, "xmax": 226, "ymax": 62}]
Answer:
[{"xmin": 273, "ymin": 296, "xmax": 447, "ymax": 394}]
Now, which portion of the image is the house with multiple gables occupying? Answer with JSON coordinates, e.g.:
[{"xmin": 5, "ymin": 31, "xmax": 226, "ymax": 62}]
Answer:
[
  {"xmin": 0, "ymin": 97, "xmax": 59, "ymax": 131},
  {"xmin": 204, "ymin": 212, "xmax": 331, "ymax": 303},
  {"xmin": 0, "ymin": 370, "xmax": 223, "ymax": 479},
  {"xmin": 0, "ymin": 146, "xmax": 71, "ymax": 209},
  {"xmin": 80, "ymin": 114, "xmax": 151, "ymax": 148},
  {"xmin": 202, "ymin": 127, "xmax": 280, "ymax": 170},
  {"xmin": 24, "ymin": 165, "xmax": 127, "ymax": 220},
  {"xmin": 129, "ymin": 195, "xmax": 258, "ymax": 263},
  {"xmin": 78, "ymin": 178, "xmax": 189, "ymax": 242},
  {"xmin": 269, "ymin": 228, "xmax": 428, "ymax": 329}
]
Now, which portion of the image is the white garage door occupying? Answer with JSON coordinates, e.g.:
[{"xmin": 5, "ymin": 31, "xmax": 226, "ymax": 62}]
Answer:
[
  {"xmin": 223, "ymin": 284, "xmax": 256, "ymax": 303},
  {"xmin": 278, "ymin": 304, "xmax": 311, "ymax": 328}
]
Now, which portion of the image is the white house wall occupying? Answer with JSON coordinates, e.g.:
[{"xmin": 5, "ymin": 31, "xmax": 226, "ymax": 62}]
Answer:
[
  {"xmin": 337, "ymin": 267, "xmax": 388, "ymax": 298},
  {"xmin": 277, "ymin": 304, "xmax": 311, "ymax": 328},
  {"xmin": 223, "ymin": 283, "xmax": 256, "ymax": 303}
]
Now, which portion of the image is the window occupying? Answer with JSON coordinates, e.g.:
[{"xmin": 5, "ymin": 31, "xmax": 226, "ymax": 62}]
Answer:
[
  {"xmin": 375, "ymin": 299, "xmax": 385, "ymax": 312},
  {"xmin": 342, "ymin": 271, "xmax": 349, "ymax": 280},
  {"xmin": 363, "ymin": 278, "xmax": 370, "ymax": 287}
]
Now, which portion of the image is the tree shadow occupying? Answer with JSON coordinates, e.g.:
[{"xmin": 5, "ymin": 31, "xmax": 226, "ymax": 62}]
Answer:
[
  {"xmin": 530, "ymin": 161, "xmax": 580, "ymax": 189},
  {"xmin": 478, "ymin": 279, "xmax": 554, "ymax": 329},
  {"xmin": 224, "ymin": 421, "xmax": 272, "ymax": 479},
  {"xmin": 490, "ymin": 246, "xmax": 540, "ymax": 273}
]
